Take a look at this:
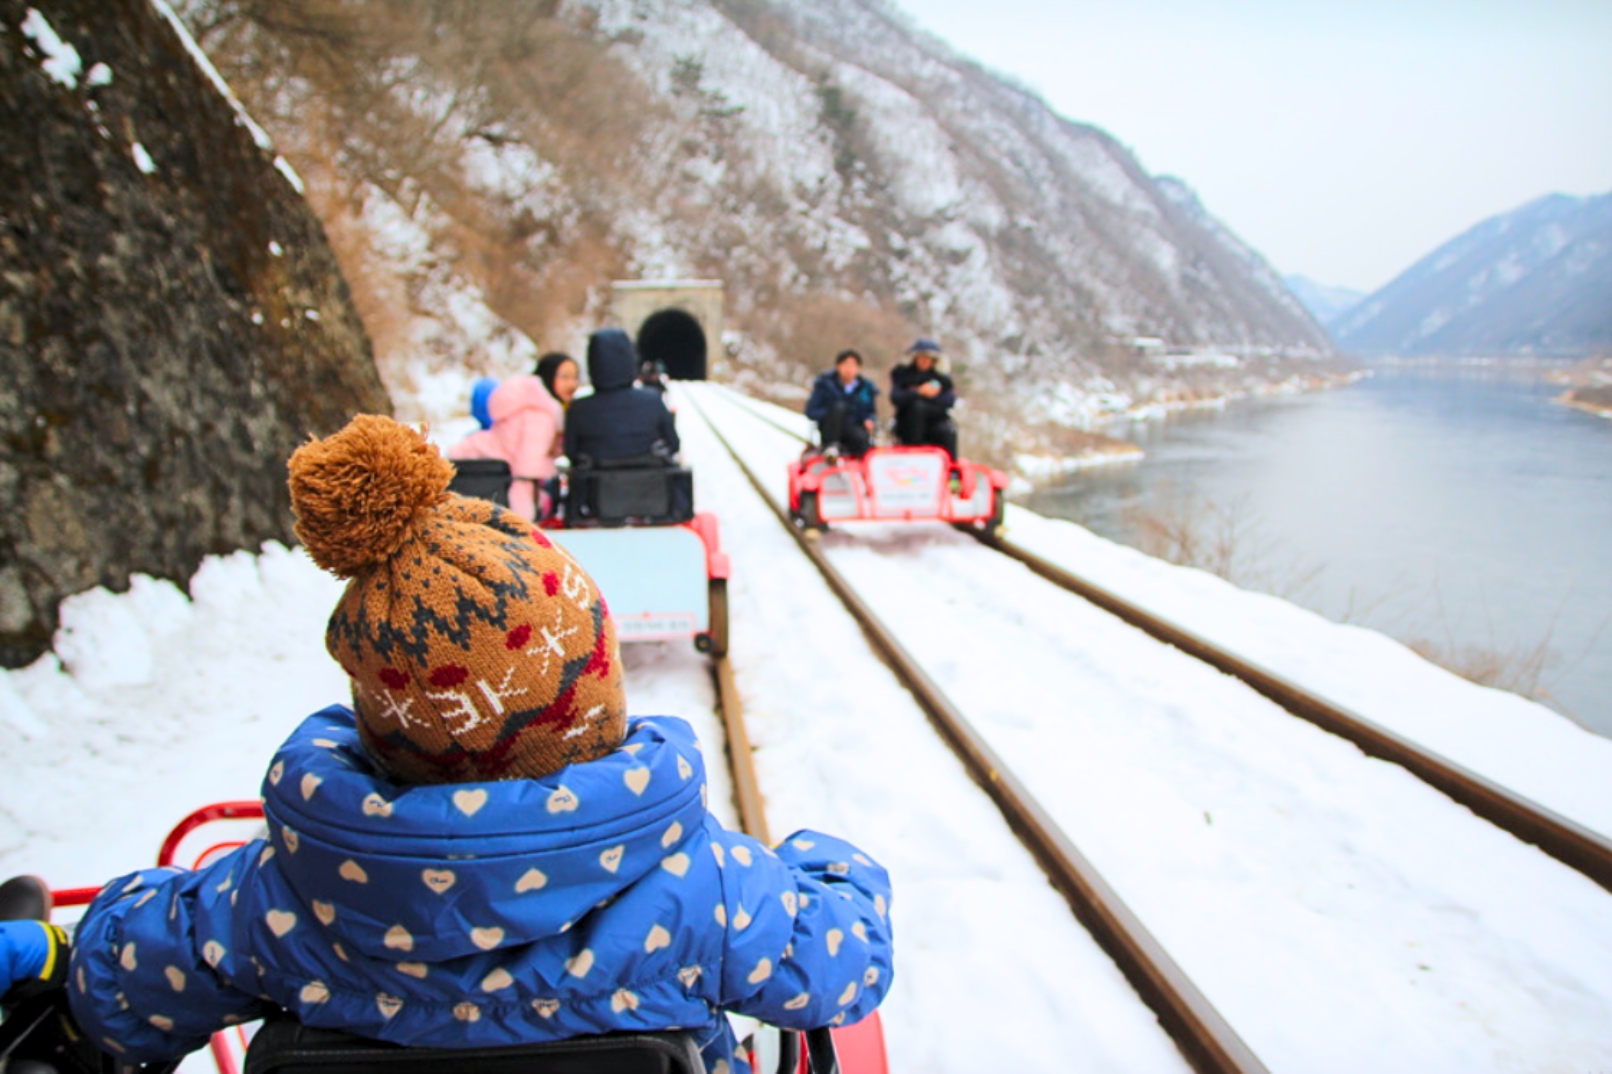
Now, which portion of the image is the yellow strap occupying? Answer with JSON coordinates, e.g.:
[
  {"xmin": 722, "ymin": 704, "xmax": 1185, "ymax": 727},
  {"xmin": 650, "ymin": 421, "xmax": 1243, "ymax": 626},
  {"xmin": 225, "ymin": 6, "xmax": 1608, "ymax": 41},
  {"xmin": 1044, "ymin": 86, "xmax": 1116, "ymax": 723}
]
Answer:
[{"xmin": 36, "ymin": 922, "xmax": 66, "ymax": 981}]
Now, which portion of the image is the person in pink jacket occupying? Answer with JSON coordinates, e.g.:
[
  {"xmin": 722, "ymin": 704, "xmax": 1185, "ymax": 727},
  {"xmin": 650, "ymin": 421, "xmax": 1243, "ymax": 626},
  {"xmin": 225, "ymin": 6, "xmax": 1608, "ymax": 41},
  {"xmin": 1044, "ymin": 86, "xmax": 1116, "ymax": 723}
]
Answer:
[{"xmin": 447, "ymin": 369, "xmax": 568, "ymax": 520}]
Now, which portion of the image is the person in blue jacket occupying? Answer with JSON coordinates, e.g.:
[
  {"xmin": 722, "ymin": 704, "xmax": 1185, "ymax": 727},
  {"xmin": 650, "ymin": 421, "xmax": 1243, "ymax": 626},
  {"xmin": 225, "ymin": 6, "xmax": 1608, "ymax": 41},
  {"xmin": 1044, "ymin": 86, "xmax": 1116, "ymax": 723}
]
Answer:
[
  {"xmin": 0, "ymin": 876, "xmax": 68, "ymax": 1009},
  {"xmin": 0, "ymin": 415, "xmax": 892, "ymax": 1072},
  {"xmin": 804, "ymin": 349, "xmax": 879, "ymax": 458}
]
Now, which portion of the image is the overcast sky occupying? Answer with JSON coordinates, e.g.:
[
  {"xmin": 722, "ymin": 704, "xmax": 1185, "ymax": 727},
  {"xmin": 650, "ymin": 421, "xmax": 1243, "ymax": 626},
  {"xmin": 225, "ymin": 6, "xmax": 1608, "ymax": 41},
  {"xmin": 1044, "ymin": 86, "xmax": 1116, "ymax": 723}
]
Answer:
[{"xmin": 889, "ymin": 0, "xmax": 1612, "ymax": 294}]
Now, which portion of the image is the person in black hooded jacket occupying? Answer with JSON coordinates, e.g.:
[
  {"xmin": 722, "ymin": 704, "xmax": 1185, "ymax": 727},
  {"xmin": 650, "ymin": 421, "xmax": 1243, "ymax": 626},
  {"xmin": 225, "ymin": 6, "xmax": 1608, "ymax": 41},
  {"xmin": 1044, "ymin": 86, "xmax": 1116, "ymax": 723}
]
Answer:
[{"xmin": 565, "ymin": 328, "xmax": 680, "ymax": 464}]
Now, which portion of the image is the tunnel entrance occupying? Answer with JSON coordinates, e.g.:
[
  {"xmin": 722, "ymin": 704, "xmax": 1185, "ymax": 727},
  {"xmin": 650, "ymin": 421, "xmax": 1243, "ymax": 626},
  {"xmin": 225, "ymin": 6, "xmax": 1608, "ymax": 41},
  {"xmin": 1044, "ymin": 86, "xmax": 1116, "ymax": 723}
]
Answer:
[{"xmin": 636, "ymin": 308, "xmax": 707, "ymax": 381}]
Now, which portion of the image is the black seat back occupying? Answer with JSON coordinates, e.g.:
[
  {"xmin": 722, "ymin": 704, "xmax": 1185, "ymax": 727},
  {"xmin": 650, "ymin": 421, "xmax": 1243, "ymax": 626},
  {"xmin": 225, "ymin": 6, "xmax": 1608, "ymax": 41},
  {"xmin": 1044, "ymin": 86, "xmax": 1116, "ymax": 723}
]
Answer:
[
  {"xmin": 447, "ymin": 459, "xmax": 513, "ymax": 508},
  {"xmin": 243, "ymin": 1017, "xmax": 705, "ymax": 1074},
  {"xmin": 566, "ymin": 455, "xmax": 693, "ymax": 527}
]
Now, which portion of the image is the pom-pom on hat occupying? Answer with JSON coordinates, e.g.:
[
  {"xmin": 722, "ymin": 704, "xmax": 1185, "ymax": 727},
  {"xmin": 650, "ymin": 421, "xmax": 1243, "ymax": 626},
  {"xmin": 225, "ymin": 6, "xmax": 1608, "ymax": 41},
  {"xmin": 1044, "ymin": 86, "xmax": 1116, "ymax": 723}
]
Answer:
[{"xmin": 288, "ymin": 415, "xmax": 625, "ymax": 785}]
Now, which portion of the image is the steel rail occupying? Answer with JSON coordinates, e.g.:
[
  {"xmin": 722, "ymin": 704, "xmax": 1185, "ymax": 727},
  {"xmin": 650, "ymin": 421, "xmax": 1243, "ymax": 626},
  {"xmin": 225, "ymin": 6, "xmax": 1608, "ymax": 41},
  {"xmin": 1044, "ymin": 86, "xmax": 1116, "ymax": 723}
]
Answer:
[
  {"xmin": 711, "ymin": 654, "xmax": 771, "ymax": 845},
  {"xmin": 967, "ymin": 531, "xmax": 1612, "ymax": 895},
  {"xmin": 686, "ymin": 387, "xmax": 1269, "ymax": 1074},
  {"xmin": 706, "ymin": 385, "xmax": 1612, "ymax": 896}
]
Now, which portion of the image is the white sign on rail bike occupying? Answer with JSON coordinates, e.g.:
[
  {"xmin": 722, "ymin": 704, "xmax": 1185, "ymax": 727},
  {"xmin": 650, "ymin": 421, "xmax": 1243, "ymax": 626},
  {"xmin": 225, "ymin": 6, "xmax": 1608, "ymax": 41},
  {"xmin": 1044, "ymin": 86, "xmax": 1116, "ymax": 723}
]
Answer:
[{"xmin": 868, "ymin": 452, "xmax": 945, "ymax": 517}]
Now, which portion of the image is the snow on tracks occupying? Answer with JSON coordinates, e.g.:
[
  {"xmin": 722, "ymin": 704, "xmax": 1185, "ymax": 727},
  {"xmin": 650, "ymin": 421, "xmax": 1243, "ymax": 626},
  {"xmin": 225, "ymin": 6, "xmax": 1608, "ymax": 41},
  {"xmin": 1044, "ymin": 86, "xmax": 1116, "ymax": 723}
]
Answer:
[{"xmin": 690, "ymin": 383, "xmax": 1612, "ymax": 1073}]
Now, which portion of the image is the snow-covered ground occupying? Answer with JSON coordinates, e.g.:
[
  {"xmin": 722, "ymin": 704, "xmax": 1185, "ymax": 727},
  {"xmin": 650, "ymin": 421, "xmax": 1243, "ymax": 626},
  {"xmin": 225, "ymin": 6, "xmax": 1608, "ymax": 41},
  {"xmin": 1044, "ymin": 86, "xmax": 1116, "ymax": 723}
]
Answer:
[
  {"xmin": 689, "ymin": 384, "xmax": 1612, "ymax": 1072},
  {"xmin": 3, "ymin": 383, "xmax": 1610, "ymax": 1073}
]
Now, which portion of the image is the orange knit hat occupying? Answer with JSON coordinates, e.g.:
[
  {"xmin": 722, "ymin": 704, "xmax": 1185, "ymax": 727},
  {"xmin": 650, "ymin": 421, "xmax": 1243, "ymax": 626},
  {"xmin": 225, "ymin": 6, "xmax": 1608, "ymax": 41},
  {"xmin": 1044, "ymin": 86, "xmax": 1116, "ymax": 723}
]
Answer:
[{"xmin": 287, "ymin": 415, "xmax": 625, "ymax": 784}]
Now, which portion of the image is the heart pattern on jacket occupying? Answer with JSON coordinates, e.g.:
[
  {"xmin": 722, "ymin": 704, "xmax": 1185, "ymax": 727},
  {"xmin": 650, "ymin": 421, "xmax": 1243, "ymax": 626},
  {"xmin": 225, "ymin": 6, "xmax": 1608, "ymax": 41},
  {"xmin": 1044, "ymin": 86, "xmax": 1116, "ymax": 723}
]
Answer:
[
  {"xmin": 452, "ymin": 789, "xmax": 488, "ymax": 817},
  {"xmin": 421, "ymin": 869, "xmax": 456, "ymax": 894}
]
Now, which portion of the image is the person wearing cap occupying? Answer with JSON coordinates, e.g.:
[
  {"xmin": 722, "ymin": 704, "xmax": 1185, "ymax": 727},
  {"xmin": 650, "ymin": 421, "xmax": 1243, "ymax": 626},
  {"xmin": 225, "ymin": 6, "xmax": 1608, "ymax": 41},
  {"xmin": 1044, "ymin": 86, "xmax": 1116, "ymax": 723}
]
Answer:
[
  {"xmin": 889, "ymin": 338, "xmax": 959, "ymax": 458},
  {"xmin": 804, "ymin": 349, "xmax": 879, "ymax": 458},
  {"xmin": 34, "ymin": 416, "xmax": 891, "ymax": 1071}
]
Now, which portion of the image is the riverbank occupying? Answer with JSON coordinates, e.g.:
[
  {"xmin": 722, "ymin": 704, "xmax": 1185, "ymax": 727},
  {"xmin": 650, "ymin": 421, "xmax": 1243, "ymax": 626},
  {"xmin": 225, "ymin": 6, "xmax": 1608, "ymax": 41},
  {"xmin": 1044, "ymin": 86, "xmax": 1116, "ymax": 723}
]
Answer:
[
  {"xmin": 1012, "ymin": 432, "xmax": 1143, "ymax": 490},
  {"xmin": 1018, "ymin": 368, "xmax": 1612, "ymax": 736},
  {"xmin": 1120, "ymin": 369, "xmax": 1367, "ymax": 424},
  {"xmin": 1544, "ymin": 356, "xmax": 1612, "ymax": 418},
  {"xmin": 1016, "ymin": 370, "xmax": 1365, "ymax": 477},
  {"xmin": 1556, "ymin": 387, "xmax": 1612, "ymax": 419}
]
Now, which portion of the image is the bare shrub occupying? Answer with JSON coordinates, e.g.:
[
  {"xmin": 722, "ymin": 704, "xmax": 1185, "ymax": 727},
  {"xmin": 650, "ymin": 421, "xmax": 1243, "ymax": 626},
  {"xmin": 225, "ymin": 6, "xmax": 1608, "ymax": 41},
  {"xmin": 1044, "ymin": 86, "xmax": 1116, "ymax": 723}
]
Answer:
[
  {"xmin": 1406, "ymin": 637, "xmax": 1559, "ymax": 702},
  {"xmin": 1119, "ymin": 487, "xmax": 1590, "ymax": 715},
  {"xmin": 1118, "ymin": 483, "xmax": 1321, "ymax": 601}
]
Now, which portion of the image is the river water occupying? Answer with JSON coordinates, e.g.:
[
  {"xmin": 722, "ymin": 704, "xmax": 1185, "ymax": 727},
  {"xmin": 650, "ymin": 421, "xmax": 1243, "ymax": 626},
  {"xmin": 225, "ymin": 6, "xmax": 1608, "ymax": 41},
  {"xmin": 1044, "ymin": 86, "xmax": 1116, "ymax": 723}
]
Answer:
[{"xmin": 1022, "ymin": 366, "xmax": 1612, "ymax": 737}]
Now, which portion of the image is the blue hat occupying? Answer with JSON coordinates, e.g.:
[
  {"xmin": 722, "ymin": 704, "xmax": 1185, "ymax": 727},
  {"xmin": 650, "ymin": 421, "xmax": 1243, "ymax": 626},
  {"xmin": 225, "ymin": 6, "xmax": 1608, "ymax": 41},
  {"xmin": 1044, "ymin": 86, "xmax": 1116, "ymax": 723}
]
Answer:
[
  {"xmin": 907, "ymin": 338, "xmax": 941, "ymax": 355},
  {"xmin": 469, "ymin": 377, "xmax": 499, "ymax": 429}
]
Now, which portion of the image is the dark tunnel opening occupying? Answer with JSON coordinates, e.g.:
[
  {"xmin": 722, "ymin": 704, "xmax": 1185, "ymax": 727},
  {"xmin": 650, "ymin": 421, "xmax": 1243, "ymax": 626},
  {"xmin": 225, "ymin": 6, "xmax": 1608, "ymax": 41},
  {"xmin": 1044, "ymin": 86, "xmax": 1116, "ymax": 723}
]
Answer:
[{"xmin": 636, "ymin": 308, "xmax": 707, "ymax": 381}]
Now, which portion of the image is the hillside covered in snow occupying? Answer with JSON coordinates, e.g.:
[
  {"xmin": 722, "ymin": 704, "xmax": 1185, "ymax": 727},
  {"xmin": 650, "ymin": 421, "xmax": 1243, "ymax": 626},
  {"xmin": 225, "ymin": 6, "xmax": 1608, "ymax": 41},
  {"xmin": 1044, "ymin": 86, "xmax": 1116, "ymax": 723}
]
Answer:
[
  {"xmin": 1334, "ymin": 191, "xmax": 1612, "ymax": 358},
  {"xmin": 175, "ymin": 0, "xmax": 1342, "ymax": 464}
]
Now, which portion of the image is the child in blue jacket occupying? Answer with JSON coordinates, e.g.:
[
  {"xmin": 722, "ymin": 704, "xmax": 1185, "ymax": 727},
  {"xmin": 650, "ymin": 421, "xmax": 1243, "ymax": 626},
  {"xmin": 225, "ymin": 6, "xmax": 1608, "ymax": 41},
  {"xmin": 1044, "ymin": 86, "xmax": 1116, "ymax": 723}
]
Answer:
[{"xmin": 0, "ymin": 415, "xmax": 892, "ymax": 1072}]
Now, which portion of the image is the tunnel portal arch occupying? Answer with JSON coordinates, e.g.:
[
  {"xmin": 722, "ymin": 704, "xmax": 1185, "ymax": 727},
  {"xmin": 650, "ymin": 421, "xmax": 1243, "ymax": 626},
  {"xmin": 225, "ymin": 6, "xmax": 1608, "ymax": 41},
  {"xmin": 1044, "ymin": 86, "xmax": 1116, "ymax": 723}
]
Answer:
[
  {"xmin": 608, "ymin": 280, "xmax": 724, "ymax": 382},
  {"xmin": 637, "ymin": 308, "xmax": 707, "ymax": 381}
]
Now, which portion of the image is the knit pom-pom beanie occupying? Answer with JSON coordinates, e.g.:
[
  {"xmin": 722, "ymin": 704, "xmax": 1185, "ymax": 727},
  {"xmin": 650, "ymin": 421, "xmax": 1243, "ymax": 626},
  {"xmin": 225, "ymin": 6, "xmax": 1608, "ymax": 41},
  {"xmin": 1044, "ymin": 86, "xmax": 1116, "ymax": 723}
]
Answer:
[
  {"xmin": 289, "ymin": 415, "xmax": 452, "ymax": 578},
  {"xmin": 287, "ymin": 415, "xmax": 625, "ymax": 784}
]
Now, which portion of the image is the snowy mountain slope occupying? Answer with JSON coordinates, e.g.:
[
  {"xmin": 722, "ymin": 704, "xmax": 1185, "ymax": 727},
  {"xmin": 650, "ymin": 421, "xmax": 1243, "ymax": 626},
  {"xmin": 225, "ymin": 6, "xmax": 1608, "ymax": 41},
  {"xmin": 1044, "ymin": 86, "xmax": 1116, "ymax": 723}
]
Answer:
[
  {"xmin": 1334, "ymin": 191, "xmax": 1612, "ymax": 357},
  {"xmin": 1283, "ymin": 274, "xmax": 1363, "ymax": 327},
  {"xmin": 689, "ymin": 383, "xmax": 1612, "ymax": 1072},
  {"xmin": 580, "ymin": 0, "xmax": 1333, "ymax": 359},
  {"xmin": 179, "ymin": 0, "xmax": 1340, "ymax": 458}
]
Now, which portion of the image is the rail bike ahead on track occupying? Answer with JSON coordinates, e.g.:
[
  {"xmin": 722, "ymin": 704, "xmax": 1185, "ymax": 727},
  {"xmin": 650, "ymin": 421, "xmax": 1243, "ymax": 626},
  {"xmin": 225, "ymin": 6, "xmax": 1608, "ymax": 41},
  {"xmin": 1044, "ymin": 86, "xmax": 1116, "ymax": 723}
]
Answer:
[
  {"xmin": 786, "ymin": 445, "xmax": 1009, "ymax": 538},
  {"xmin": 1, "ymin": 805, "xmax": 887, "ymax": 1074},
  {"xmin": 448, "ymin": 456, "xmax": 730, "ymax": 659}
]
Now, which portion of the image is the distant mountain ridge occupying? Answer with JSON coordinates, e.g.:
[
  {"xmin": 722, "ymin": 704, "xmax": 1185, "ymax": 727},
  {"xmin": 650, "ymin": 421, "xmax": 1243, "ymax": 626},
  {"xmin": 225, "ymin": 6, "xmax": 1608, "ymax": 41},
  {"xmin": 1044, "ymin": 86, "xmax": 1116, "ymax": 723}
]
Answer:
[
  {"xmin": 1333, "ymin": 192, "xmax": 1612, "ymax": 358},
  {"xmin": 1284, "ymin": 275, "xmax": 1364, "ymax": 328}
]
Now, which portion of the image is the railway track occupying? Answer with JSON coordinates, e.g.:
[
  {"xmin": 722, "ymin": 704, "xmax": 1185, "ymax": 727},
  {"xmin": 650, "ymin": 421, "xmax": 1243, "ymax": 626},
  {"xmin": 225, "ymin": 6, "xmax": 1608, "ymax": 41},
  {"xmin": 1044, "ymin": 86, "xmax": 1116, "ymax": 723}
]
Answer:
[
  {"xmin": 684, "ymin": 388, "xmax": 1269, "ymax": 1074},
  {"xmin": 699, "ymin": 383, "xmax": 1612, "ymax": 898},
  {"xmin": 709, "ymin": 651, "xmax": 771, "ymax": 844}
]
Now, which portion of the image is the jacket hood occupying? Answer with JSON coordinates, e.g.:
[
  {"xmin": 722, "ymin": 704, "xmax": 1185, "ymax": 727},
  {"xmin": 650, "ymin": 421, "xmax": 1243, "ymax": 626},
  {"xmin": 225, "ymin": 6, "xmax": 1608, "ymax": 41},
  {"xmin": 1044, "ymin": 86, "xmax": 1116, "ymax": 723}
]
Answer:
[
  {"xmin": 486, "ymin": 375, "xmax": 561, "ymax": 426},
  {"xmin": 470, "ymin": 378, "xmax": 499, "ymax": 430},
  {"xmin": 261, "ymin": 706, "xmax": 709, "ymax": 962},
  {"xmin": 586, "ymin": 329, "xmax": 639, "ymax": 393}
]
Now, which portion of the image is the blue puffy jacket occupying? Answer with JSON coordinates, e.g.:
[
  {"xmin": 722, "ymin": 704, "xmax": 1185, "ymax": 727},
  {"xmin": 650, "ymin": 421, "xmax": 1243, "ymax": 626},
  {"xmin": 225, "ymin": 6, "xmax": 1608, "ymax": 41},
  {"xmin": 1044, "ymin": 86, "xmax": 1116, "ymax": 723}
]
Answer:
[
  {"xmin": 804, "ymin": 372, "xmax": 879, "ymax": 428},
  {"xmin": 69, "ymin": 709, "xmax": 893, "ymax": 1071}
]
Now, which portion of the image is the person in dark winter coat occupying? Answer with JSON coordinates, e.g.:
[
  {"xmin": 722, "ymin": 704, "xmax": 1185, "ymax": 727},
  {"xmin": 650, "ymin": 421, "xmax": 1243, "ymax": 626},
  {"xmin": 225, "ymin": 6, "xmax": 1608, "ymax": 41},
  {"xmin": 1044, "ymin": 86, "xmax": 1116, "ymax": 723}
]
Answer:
[
  {"xmin": 0, "ymin": 417, "xmax": 892, "ymax": 1073},
  {"xmin": 890, "ymin": 338, "xmax": 958, "ymax": 458},
  {"xmin": 804, "ymin": 349, "xmax": 879, "ymax": 458},
  {"xmin": 565, "ymin": 329, "xmax": 680, "ymax": 464}
]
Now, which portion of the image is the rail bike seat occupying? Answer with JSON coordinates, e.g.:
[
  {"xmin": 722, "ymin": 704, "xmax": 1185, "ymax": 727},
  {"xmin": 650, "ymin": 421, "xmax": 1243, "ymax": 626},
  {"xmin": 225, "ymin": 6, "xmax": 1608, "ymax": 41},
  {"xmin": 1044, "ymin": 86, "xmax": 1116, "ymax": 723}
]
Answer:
[
  {"xmin": 566, "ymin": 454, "xmax": 693, "ymax": 527},
  {"xmin": 446, "ymin": 458, "xmax": 513, "ymax": 508},
  {"xmin": 242, "ymin": 1015, "xmax": 705, "ymax": 1074}
]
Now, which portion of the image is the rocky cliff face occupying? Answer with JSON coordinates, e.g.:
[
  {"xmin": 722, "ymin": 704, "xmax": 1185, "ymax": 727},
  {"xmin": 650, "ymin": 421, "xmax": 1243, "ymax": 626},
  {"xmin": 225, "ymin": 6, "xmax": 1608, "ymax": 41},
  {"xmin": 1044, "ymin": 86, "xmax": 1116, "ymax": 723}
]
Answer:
[{"xmin": 0, "ymin": 0, "xmax": 390, "ymax": 668}]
